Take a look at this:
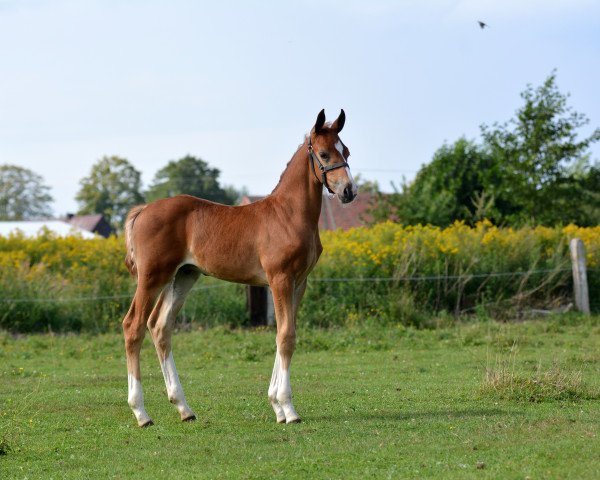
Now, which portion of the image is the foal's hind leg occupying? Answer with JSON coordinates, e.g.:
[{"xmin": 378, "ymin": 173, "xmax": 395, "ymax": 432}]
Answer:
[
  {"xmin": 123, "ymin": 281, "xmax": 162, "ymax": 427},
  {"xmin": 148, "ymin": 266, "xmax": 200, "ymax": 422}
]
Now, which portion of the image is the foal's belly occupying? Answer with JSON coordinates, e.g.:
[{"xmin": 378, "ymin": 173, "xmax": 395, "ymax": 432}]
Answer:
[{"xmin": 186, "ymin": 252, "xmax": 269, "ymax": 287}]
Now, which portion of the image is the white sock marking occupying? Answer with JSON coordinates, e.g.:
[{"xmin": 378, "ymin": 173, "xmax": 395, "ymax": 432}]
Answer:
[
  {"xmin": 160, "ymin": 352, "xmax": 194, "ymax": 419},
  {"xmin": 268, "ymin": 351, "xmax": 286, "ymax": 422},
  {"xmin": 277, "ymin": 366, "xmax": 299, "ymax": 422},
  {"xmin": 128, "ymin": 373, "xmax": 152, "ymax": 426},
  {"xmin": 268, "ymin": 350, "xmax": 299, "ymax": 423}
]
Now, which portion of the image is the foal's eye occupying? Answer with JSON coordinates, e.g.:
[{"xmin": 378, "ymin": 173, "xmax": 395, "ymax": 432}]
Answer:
[{"xmin": 319, "ymin": 151, "xmax": 329, "ymax": 160}]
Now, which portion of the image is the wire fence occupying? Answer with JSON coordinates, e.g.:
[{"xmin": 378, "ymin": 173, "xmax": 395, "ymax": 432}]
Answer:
[
  {"xmin": 310, "ymin": 268, "xmax": 578, "ymax": 283},
  {"xmin": 0, "ymin": 283, "xmax": 233, "ymax": 304},
  {"xmin": 0, "ymin": 267, "xmax": 584, "ymax": 304}
]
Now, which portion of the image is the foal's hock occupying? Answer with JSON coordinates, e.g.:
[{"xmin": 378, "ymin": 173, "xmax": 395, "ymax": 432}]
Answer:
[{"xmin": 122, "ymin": 109, "xmax": 358, "ymax": 426}]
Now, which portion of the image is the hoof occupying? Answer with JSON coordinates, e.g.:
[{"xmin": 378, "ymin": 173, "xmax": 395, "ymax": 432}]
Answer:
[
  {"xmin": 140, "ymin": 420, "xmax": 154, "ymax": 428},
  {"xmin": 277, "ymin": 417, "xmax": 287, "ymax": 424},
  {"xmin": 286, "ymin": 417, "xmax": 302, "ymax": 424},
  {"xmin": 182, "ymin": 415, "xmax": 197, "ymax": 422}
]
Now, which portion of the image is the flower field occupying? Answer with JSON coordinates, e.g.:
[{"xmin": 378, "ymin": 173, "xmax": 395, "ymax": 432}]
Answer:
[
  {"xmin": 306, "ymin": 221, "xmax": 600, "ymax": 326},
  {"xmin": 1, "ymin": 222, "xmax": 599, "ymax": 332}
]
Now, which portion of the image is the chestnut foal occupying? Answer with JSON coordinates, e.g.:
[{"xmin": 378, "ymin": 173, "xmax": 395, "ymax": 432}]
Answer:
[{"xmin": 122, "ymin": 109, "xmax": 357, "ymax": 426}]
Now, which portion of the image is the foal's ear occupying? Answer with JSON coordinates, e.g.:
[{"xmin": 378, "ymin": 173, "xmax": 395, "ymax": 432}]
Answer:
[
  {"xmin": 331, "ymin": 109, "xmax": 345, "ymax": 133},
  {"xmin": 314, "ymin": 109, "xmax": 326, "ymax": 134}
]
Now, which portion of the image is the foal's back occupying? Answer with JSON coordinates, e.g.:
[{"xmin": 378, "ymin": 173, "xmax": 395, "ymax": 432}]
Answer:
[{"xmin": 130, "ymin": 194, "xmax": 271, "ymax": 285}]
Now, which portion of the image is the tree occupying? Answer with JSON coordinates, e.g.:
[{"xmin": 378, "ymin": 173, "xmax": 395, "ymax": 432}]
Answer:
[
  {"xmin": 401, "ymin": 138, "xmax": 497, "ymax": 225},
  {"xmin": 371, "ymin": 72, "xmax": 600, "ymax": 227},
  {"xmin": 369, "ymin": 139, "xmax": 496, "ymax": 226},
  {"xmin": 76, "ymin": 156, "xmax": 144, "ymax": 231},
  {"xmin": 146, "ymin": 155, "xmax": 237, "ymax": 205},
  {"xmin": 0, "ymin": 165, "xmax": 53, "ymax": 220},
  {"xmin": 481, "ymin": 71, "xmax": 600, "ymax": 225}
]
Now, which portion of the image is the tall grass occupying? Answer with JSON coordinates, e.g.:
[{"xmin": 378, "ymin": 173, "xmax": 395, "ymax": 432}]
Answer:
[
  {"xmin": 1, "ymin": 222, "xmax": 599, "ymax": 332},
  {"xmin": 481, "ymin": 351, "xmax": 598, "ymax": 402},
  {"xmin": 0, "ymin": 231, "xmax": 130, "ymax": 332},
  {"xmin": 302, "ymin": 221, "xmax": 600, "ymax": 326}
]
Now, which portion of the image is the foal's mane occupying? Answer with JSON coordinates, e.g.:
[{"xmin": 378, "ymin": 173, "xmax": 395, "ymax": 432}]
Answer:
[
  {"xmin": 269, "ymin": 123, "xmax": 337, "ymax": 195},
  {"xmin": 269, "ymin": 135, "xmax": 309, "ymax": 195}
]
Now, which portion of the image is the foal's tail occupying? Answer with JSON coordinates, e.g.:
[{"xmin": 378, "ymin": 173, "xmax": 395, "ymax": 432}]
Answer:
[{"xmin": 124, "ymin": 205, "xmax": 146, "ymax": 278}]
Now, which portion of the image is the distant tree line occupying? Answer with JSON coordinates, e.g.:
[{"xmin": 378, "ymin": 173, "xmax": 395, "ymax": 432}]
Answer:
[
  {"xmin": 0, "ymin": 154, "xmax": 242, "ymax": 231},
  {"xmin": 75, "ymin": 154, "xmax": 242, "ymax": 230},
  {"xmin": 0, "ymin": 165, "xmax": 53, "ymax": 221},
  {"xmin": 370, "ymin": 71, "xmax": 600, "ymax": 227},
  {"xmin": 2, "ymin": 71, "xmax": 598, "ymax": 232}
]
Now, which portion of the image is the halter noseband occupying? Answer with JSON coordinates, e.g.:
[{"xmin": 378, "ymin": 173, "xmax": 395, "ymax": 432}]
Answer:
[{"xmin": 308, "ymin": 136, "xmax": 349, "ymax": 194}]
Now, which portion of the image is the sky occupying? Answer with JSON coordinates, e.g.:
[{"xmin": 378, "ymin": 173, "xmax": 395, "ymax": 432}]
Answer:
[{"xmin": 1, "ymin": 0, "xmax": 599, "ymax": 216}]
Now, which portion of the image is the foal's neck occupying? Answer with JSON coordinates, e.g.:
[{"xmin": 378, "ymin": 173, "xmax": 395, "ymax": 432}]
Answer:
[{"xmin": 270, "ymin": 138, "xmax": 323, "ymax": 226}]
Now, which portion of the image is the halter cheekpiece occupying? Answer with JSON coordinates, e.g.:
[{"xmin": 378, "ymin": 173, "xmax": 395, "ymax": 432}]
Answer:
[{"xmin": 307, "ymin": 136, "xmax": 349, "ymax": 194}]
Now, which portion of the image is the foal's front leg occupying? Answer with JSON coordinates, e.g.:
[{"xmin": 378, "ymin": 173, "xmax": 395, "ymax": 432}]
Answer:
[{"xmin": 268, "ymin": 278, "xmax": 303, "ymax": 424}]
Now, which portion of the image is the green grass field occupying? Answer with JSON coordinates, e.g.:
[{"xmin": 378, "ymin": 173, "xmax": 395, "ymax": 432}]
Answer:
[{"xmin": 1, "ymin": 317, "xmax": 600, "ymax": 479}]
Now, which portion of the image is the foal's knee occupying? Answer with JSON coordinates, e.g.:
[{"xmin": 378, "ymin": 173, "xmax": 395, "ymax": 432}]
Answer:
[
  {"xmin": 123, "ymin": 321, "xmax": 145, "ymax": 352},
  {"xmin": 277, "ymin": 326, "xmax": 296, "ymax": 356}
]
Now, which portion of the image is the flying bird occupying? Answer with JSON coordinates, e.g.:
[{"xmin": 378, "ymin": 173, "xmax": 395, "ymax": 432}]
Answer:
[{"xmin": 478, "ymin": 20, "xmax": 489, "ymax": 29}]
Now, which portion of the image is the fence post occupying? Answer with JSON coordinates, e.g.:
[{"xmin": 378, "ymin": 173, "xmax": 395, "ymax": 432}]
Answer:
[
  {"xmin": 246, "ymin": 286, "xmax": 266, "ymax": 326},
  {"xmin": 570, "ymin": 238, "xmax": 590, "ymax": 315},
  {"xmin": 246, "ymin": 286, "xmax": 276, "ymax": 326},
  {"xmin": 266, "ymin": 287, "xmax": 275, "ymax": 326}
]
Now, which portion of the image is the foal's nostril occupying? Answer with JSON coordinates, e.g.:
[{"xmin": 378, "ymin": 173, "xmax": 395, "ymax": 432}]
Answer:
[{"xmin": 343, "ymin": 185, "xmax": 355, "ymax": 202}]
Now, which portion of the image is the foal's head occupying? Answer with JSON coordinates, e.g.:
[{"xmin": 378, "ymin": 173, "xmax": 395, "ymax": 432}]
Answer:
[{"xmin": 309, "ymin": 109, "xmax": 358, "ymax": 204}]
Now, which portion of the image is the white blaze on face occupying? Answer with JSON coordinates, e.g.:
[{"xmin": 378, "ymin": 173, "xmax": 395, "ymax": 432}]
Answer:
[
  {"xmin": 335, "ymin": 140, "xmax": 358, "ymax": 195},
  {"xmin": 334, "ymin": 140, "xmax": 344, "ymax": 158}
]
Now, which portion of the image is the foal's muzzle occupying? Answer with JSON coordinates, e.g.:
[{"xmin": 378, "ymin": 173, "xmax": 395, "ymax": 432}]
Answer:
[{"xmin": 341, "ymin": 184, "xmax": 356, "ymax": 204}]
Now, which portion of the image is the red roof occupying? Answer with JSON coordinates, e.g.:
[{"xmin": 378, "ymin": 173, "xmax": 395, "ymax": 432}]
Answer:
[
  {"xmin": 64, "ymin": 214, "xmax": 113, "ymax": 238},
  {"xmin": 66, "ymin": 214, "xmax": 104, "ymax": 231},
  {"xmin": 318, "ymin": 193, "xmax": 374, "ymax": 230},
  {"xmin": 239, "ymin": 193, "xmax": 376, "ymax": 230}
]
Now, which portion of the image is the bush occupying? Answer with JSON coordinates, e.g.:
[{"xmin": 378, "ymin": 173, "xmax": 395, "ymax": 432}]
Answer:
[
  {"xmin": 0, "ymin": 231, "xmax": 130, "ymax": 332},
  {"xmin": 1, "ymin": 222, "xmax": 599, "ymax": 332},
  {"xmin": 301, "ymin": 221, "xmax": 600, "ymax": 327}
]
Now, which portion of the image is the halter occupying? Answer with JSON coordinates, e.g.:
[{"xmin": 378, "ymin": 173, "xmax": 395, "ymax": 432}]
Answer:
[{"xmin": 308, "ymin": 136, "xmax": 349, "ymax": 194}]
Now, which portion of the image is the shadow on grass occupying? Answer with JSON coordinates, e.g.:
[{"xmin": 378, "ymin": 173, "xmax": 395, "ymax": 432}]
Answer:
[{"xmin": 307, "ymin": 407, "xmax": 512, "ymax": 423}]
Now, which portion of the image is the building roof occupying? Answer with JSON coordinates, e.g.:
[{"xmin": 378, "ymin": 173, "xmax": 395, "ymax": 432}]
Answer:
[
  {"xmin": 62, "ymin": 214, "xmax": 113, "ymax": 238},
  {"xmin": 319, "ymin": 193, "xmax": 374, "ymax": 230},
  {"xmin": 239, "ymin": 195, "xmax": 265, "ymax": 205},
  {"xmin": 0, "ymin": 220, "xmax": 97, "ymax": 239},
  {"xmin": 239, "ymin": 192, "xmax": 376, "ymax": 230},
  {"xmin": 65, "ymin": 214, "xmax": 105, "ymax": 232}
]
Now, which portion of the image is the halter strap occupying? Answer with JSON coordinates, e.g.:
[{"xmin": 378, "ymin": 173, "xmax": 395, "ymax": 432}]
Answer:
[{"xmin": 307, "ymin": 136, "xmax": 349, "ymax": 194}]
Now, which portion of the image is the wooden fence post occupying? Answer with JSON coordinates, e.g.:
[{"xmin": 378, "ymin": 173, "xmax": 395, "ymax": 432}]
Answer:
[
  {"xmin": 266, "ymin": 287, "xmax": 275, "ymax": 326},
  {"xmin": 570, "ymin": 238, "xmax": 590, "ymax": 315},
  {"xmin": 246, "ymin": 286, "xmax": 276, "ymax": 326},
  {"xmin": 246, "ymin": 286, "xmax": 266, "ymax": 326}
]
